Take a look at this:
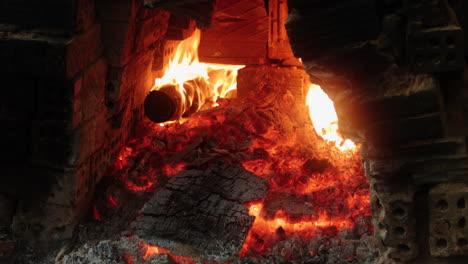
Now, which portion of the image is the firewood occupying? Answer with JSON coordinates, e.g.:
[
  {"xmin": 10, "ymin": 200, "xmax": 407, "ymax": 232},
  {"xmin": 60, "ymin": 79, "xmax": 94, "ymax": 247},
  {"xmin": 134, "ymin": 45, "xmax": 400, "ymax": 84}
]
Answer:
[{"xmin": 132, "ymin": 162, "xmax": 269, "ymax": 261}]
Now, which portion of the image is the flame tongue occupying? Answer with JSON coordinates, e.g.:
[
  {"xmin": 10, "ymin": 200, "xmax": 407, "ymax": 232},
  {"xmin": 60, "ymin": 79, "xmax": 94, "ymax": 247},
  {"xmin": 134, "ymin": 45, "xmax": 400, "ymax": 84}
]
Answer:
[
  {"xmin": 306, "ymin": 84, "xmax": 355, "ymax": 151},
  {"xmin": 149, "ymin": 29, "xmax": 243, "ymax": 123},
  {"xmin": 109, "ymin": 30, "xmax": 369, "ymax": 262}
]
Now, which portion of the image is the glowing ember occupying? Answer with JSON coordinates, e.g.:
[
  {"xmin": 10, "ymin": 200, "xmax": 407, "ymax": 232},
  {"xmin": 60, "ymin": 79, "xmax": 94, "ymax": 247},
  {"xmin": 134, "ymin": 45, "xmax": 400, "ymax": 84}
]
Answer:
[
  {"xmin": 123, "ymin": 253, "xmax": 133, "ymax": 264},
  {"xmin": 306, "ymin": 84, "xmax": 356, "ymax": 151},
  {"xmin": 153, "ymin": 29, "xmax": 243, "ymax": 120},
  {"xmin": 93, "ymin": 206, "xmax": 101, "ymax": 222},
  {"xmin": 107, "ymin": 195, "xmax": 118, "ymax": 208},
  {"xmin": 140, "ymin": 242, "xmax": 170, "ymax": 258},
  {"xmin": 139, "ymin": 242, "xmax": 198, "ymax": 263},
  {"xmin": 104, "ymin": 30, "xmax": 370, "ymax": 262}
]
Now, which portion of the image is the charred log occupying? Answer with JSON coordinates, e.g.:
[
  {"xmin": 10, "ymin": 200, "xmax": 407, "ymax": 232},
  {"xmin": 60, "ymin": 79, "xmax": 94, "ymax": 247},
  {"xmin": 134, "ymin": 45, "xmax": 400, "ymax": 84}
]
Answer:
[
  {"xmin": 144, "ymin": 86, "xmax": 179, "ymax": 123},
  {"xmin": 132, "ymin": 162, "xmax": 269, "ymax": 261},
  {"xmin": 144, "ymin": 78, "xmax": 210, "ymax": 123}
]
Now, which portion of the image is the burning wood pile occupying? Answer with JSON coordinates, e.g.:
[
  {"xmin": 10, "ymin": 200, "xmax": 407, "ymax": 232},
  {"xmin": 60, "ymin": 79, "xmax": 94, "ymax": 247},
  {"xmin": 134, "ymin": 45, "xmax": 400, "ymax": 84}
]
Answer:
[{"xmin": 56, "ymin": 29, "xmax": 376, "ymax": 264}]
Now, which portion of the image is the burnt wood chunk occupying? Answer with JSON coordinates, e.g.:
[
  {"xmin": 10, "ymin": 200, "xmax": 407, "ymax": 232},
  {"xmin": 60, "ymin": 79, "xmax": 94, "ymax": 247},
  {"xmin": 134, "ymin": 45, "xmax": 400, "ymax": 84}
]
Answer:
[
  {"xmin": 132, "ymin": 162, "xmax": 269, "ymax": 261},
  {"xmin": 262, "ymin": 192, "xmax": 319, "ymax": 223}
]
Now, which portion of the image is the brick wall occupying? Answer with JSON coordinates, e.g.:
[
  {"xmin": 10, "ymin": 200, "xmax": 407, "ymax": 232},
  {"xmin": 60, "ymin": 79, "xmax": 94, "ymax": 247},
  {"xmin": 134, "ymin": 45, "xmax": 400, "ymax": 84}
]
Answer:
[
  {"xmin": 286, "ymin": 0, "xmax": 468, "ymax": 262},
  {"xmin": 0, "ymin": 0, "xmax": 170, "ymax": 242}
]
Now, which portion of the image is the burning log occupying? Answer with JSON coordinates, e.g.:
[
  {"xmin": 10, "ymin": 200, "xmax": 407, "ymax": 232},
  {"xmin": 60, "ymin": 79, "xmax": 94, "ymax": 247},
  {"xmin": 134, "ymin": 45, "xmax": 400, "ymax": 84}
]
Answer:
[
  {"xmin": 144, "ymin": 77, "xmax": 210, "ymax": 123},
  {"xmin": 144, "ymin": 85, "xmax": 179, "ymax": 123}
]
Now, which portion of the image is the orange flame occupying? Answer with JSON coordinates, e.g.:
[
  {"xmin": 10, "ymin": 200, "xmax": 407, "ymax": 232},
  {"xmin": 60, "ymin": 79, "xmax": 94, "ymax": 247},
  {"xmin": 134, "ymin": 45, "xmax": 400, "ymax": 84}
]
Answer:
[
  {"xmin": 141, "ymin": 243, "xmax": 170, "ymax": 258},
  {"xmin": 239, "ymin": 84, "xmax": 369, "ymax": 257},
  {"xmin": 140, "ymin": 242, "xmax": 199, "ymax": 263},
  {"xmin": 153, "ymin": 29, "xmax": 244, "ymax": 119},
  {"xmin": 306, "ymin": 84, "xmax": 355, "ymax": 151}
]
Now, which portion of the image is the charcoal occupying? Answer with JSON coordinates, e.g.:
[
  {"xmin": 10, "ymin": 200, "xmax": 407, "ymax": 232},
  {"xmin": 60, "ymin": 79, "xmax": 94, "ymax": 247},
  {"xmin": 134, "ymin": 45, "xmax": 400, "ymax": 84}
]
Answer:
[
  {"xmin": 302, "ymin": 158, "xmax": 333, "ymax": 174},
  {"xmin": 262, "ymin": 192, "xmax": 318, "ymax": 223},
  {"xmin": 60, "ymin": 241, "xmax": 121, "ymax": 264}
]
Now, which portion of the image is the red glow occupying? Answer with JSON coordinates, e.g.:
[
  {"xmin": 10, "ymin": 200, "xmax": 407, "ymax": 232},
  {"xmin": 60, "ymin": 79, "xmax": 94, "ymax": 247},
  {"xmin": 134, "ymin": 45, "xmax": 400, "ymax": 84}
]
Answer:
[
  {"xmin": 123, "ymin": 253, "xmax": 133, "ymax": 264},
  {"xmin": 239, "ymin": 136, "xmax": 369, "ymax": 256},
  {"xmin": 140, "ymin": 242, "xmax": 170, "ymax": 258},
  {"xmin": 116, "ymin": 147, "xmax": 132, "ymax": 171},
  {"xmin": 162, "ymin": 163, "xmax": 187, "ymax": 176},
  {"xmin": 107, "ymin": 80, "xmax": 370, "ymax": 261},
  {"xmin": 125, "ymin": 178, "xmax": 156, "ymax": 193},
  {"xmin": 93, "ymin": 206, "xmax": 101, "ymax": 221},
  {"xmin": 139, "ymin": 242, "xmax": 199, "ymax": 263},
  {"xmin": 107, "ymin": 195, "xmax": 118, "ymax": 208}
]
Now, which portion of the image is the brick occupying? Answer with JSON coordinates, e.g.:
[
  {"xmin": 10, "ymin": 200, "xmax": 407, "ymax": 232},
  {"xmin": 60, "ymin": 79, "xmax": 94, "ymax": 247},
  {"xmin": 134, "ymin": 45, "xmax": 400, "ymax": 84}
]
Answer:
[
  {"xmin": 71, "ymin": 112, "xmax": 108, "ymax": 166},
  {"xmin": 106, "ymin": 50, "xmax": 155, "ymax": 116},
  {"xmin": 65, "ymin": 24, "xmax": 103, "ymax": 78},
  {"xmin": 449, "ymin": 0, "xmax": 468, "ymax": 56},
  {"xmin": 73, "ymin": 58, "xmax": 108, "ymax": 127},
  {"xmin": 165, "ymin": 14, "xmax": 197, "ymax": 40},
  {"xmin": 382, "ymin": 14, "xmax": 406, "ymax": 59},
  {"xmin": 335, "ymin": 74, "xmax": 442, "ymax": 142},
  {"xmin": 286, "ymin": 0, "xmax": 380, "ymax": 61},
  {"xmin": 371, "ymin": 185, "xmax": 419, "ymax": 262},
  {"xmin": 76, "ymin": 0, "xmax": 95, "ymax": 32},
  {"xmin": 102, "ymin": 21, "xmax": 136, "ymax": 67},
  {"xmin": 47, "ymin": 149, "xmax": 108, "ymax": 206},
  {"xmin": 404, "ymin": 0, "xmax": 449, "ymax": 27},
  {"xmin": 362, "ymin": 112, "xmax": 444, "ymax": 145},
  {"xmin": 406, "ymin": 23, "xmax": 465, "ymax": 73},
  {"xmin": 366, "ymin": 155, "xmax": 468, "ymax": 184},
  {"xmin": 237, "ymin": 65, "xmax": 309, "ymax": 102},
  {"xmin": 429, "ymin": 183, "xmax": 468, "ymax": 257},
  {"xmin": 133, "ymin": 10, "xmax": 170, "ymax": 52},
  {"xmin": 143, "ymin": 0, "xmax": 216, "ymax": 28},
  {"xmin": 199, "ymin": 0, "xmax": 268, "ymax": 64},
  {"xmin": 97, "ymin": 0, "xmax": 140, "ymax": 22},
  {"xmin": 363, "ymin": 137, "xmax": 466, "ymax": 159},
  {"xmin": 411, "ymin": 157, "xmax": 468, "ymax": 184},
  {"xmin": 268, "ymin": 0, "xmax": 296, "ymax": 61},
  {"xmin": 152, "ymin": 40, "xmax": 176, "ymax": 77}
]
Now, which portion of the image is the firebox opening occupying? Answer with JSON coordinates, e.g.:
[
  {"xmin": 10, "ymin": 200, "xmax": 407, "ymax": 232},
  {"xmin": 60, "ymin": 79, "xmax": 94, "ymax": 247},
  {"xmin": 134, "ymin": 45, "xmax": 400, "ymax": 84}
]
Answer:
[
  {"xmin": 1, "ymin": 0, "xmax": 468, "ymax": 264},
  {"xmin": 45, "ymin": 1, "xmax": 373, "ymax": 263}
]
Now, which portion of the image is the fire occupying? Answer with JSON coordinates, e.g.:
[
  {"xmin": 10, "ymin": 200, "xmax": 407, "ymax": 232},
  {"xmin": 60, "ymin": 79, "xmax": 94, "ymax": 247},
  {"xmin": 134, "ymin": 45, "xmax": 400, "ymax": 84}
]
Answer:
[
  {"xmin": 239, "ymin": 85, "xmax": 369, "ymax": 257},
  {"xmin": 141, "ymin": 243, "xmax": 170, "ymax": 258},
  {"xmin": 153, "ymin": 29, "xmax": 243, "ymax": 119},
  {"xmin": 105, "ymin": 30, "xmax": 370, "ymax": 262},
  {"xmin": 107, "ymin": 195, "xmax": 118, "ymax": 208},
  {"xmin": 93, "ymin": 206, "xmax": 101, "ymax": 221},
  {"xmin": 140, "ymin": 242, "xmax": 199, "ymax": 263},
  {"xmin": 306, "ymin": 84, "xmax": 355, "ymax": 151}
]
